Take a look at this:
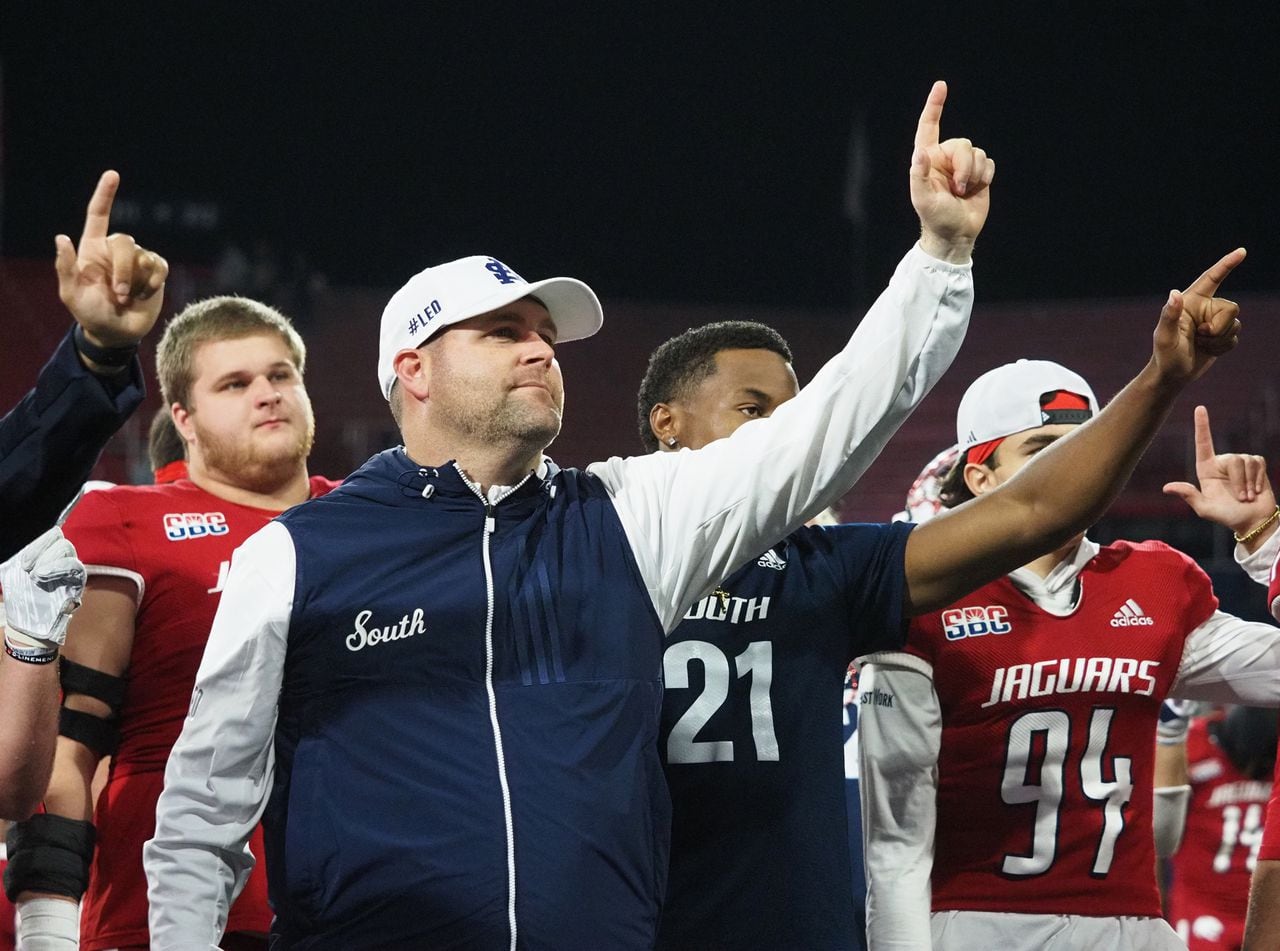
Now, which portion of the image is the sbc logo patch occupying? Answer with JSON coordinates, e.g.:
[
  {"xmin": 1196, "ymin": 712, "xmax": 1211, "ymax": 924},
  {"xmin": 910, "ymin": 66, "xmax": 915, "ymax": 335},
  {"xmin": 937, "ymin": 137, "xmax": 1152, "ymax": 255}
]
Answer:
[
  {"xmin": 164, "ymin": 512, "xmax": 229, "ymax": 541},
  {"xmin": 942, "ymin": 605, "xmax": 1012, "ymax": 641}
]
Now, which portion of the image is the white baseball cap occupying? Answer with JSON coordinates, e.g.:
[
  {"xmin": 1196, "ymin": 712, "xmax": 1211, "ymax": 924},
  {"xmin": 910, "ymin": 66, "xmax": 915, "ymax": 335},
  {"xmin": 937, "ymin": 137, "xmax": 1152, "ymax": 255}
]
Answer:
[
  {"xmin": 377, "ymin": 255, "xmax": 603, "ymax": 400},
  {"xmin": 956, "ymin": 359, "xmax": 1099, "ymax": 464}
]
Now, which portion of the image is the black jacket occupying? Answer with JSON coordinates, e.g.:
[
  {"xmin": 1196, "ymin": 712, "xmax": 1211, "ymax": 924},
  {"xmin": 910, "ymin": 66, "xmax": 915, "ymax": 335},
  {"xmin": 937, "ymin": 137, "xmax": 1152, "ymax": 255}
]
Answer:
[{"xmin": 0, "ymin": 328, "xmax": 143, "ymax": 560}]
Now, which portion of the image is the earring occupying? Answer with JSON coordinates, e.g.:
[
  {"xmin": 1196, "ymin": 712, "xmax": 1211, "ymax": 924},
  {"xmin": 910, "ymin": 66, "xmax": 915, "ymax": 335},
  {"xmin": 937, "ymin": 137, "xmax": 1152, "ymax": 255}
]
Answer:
[{"xmin": 667, "ymin": 437, "xmax": 678, "ymax": 447}]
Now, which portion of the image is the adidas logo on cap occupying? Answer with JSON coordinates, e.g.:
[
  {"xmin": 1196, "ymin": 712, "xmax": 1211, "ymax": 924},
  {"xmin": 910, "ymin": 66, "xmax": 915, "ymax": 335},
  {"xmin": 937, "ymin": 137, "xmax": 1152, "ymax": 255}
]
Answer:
[{"xmin": 1110, "ymin": 598, "xmax": 1155, "ymax": 627}]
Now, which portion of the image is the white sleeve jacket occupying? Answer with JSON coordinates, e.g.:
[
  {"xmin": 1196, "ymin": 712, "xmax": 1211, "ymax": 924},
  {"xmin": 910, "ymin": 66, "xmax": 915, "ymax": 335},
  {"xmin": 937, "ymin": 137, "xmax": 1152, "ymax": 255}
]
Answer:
[
  {"xmin": 1236, "ymin": 529, "xmax": 1280, "ymax": 588},
  {"xmin": 590, "ymin": 243, "xmax": 973, "ymax": 632},
  {"xmin": 145, "ymin": 243, "xmax": 972, "ymax": 948},
  {"xmin": 858, "ymin": 554, "xmax": 1280, "ymax": 950}
]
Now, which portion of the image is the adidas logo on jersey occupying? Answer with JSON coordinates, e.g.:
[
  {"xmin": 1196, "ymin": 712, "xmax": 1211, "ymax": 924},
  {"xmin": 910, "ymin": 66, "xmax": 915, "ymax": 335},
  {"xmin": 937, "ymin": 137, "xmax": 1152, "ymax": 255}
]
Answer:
[
  {"xmin": 757, "ymin": 549, "xmax": 787, "ymax": 571},
  {"xmin": 1110, "ymin": 598, "xmax": 1155, "ymax": 627}
]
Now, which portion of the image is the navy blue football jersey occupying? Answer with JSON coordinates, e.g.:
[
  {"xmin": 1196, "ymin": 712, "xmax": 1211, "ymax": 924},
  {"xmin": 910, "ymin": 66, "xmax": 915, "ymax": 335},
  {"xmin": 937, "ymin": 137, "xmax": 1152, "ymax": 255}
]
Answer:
[{"xmin": 657, "ymin": 522, "xmax": 912, "ymax": 950}]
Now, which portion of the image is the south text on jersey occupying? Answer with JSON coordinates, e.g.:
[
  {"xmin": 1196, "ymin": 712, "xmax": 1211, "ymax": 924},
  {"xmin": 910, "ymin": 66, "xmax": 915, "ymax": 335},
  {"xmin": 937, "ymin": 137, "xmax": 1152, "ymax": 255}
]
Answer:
[{"xmin": 682, "ymin": 594, "xmax": 770, "ymax": 624}]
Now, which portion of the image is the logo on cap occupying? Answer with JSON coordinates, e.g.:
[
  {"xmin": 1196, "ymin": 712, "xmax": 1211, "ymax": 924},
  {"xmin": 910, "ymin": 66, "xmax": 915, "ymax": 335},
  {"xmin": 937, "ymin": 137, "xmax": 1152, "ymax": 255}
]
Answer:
[
  {"xmin": 1039, "ymin": 390, "xmax": 1092, "ymax": 426},
  {"xmin": 485, "ymin": 258, "xmax": 522, "ymax": 285},
  {"xmin": 407, "ymin": 299, "xmax": 442, "ymax": 337}
]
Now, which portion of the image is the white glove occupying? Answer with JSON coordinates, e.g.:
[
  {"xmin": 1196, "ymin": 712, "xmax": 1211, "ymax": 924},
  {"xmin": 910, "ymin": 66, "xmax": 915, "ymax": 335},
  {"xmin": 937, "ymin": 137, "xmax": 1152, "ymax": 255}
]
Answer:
[
  {"xmin": 1157, "ymin": 698, "xmax": 1202, "ymax": 746},
  {"xmin": 16, "ymin": 897, "xmax": 80, "ymax": 950},
  {"xmin": 1, "ymin": 527, "xmax": 86, "ymax": 660}
]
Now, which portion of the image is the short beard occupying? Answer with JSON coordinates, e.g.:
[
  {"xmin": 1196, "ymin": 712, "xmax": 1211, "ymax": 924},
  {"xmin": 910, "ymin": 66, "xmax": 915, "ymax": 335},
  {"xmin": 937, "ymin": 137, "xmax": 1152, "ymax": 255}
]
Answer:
[
  {"xmin": 195, "ymin": 418, "xmax": 314, "ymax": 494},
  {"xmin": 466, "ymin": 398, "xmax": 562, "ymax": 460},
  {"xmin": 434, "ymin": 362, "xmax": 563, "ymax": 457}
]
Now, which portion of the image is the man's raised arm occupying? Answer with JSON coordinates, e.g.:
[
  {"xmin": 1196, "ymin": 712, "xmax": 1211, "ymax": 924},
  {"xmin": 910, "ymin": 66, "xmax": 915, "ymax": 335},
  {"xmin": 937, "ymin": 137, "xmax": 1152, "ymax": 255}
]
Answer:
[
  {"xmin": 902, "ymin": 249, "xmax": 1246, "ymax": 613},
  {"xmin": 0, "ymin": 170, "xmax": 169, "ymax": 560},
  {"xmin": 591, "ymin": 81, "xmax": 995, "ymax": 629}
]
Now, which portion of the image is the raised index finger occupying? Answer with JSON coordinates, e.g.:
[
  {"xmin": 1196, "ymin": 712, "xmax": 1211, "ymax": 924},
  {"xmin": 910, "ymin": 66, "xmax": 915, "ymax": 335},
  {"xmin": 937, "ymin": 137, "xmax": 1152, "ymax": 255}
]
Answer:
[
  {"xmin": 1185, "ymin": 247, "xmax": 1247, "ymax": 298},
  {"xmin": 914, "ymin": 81, "xmax": 948, "ymax": 153},
  {"xmin": 80, "ymin": 170, "xmax": 121, "ymax": 243},
  {"xmin": 1193, "ymin": 404, "xmax": 1217, "ymax": 464}
]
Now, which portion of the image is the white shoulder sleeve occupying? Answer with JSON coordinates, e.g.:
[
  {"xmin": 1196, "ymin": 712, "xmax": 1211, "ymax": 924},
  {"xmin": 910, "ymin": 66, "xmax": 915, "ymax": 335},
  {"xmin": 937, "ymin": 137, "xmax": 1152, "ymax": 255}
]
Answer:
[
  {"xmin": 144, "ymin": 520, "xmax": 294, "ymax": 950},
  {"xmin": 857, "ymin": 652, "xmax": 939, "ymax": 951},
  {"xmin": 1235, "ymin": 529, "xmax": 1280, "ymax": 586},
  {"xmin": 1169, "ymin": 610, "xmax": 1280, "ymax": 705},
  {"xmin": 590, "ymin": 244, "xmax": 973, "ymax": 631}
]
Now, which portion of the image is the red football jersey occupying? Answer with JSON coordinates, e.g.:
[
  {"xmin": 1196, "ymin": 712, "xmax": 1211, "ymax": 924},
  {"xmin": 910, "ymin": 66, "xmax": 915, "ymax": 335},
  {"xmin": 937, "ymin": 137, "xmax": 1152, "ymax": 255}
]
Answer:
[
  {"xmin": 906, "ymin": 540, "xmax": 1218, "ymax": 918},
  {"xmin": 1268, "ymin": 546, "xmax": 1280, "ymax": 624},
  {"xmin": 1258, "ymin": 546, "xmax": 1280, "ymax": 865},
  {"xmin": 1258, "ymin": 742, "xmax": 1280, "ymax": 862},
  {"xmin": 0, "ymin": 851, "xmax": 14, "ymax": 951},
  {"xmin": 1168, "ymin": 715, "xmax": 1269, "ymax": 950},
  {"xmin": 60, "ymin": 476, "xmax": 337, "ymax": 951}
]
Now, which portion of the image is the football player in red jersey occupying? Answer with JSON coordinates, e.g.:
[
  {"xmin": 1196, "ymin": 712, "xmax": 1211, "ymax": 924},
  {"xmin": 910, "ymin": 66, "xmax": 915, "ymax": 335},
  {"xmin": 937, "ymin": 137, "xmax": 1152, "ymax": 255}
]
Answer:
[
  {"xmin": 4, "ymin": 295, "xmax": 338, "ymax": 951},
  {"xmin": 858, "ymin": 329, "xmax": 1280, "ymax": 947},
  {"xmin": 1160, "ymin": 407, "xmax": 1280, "ymax": 950},
  {"xmin": 0, "ymin": 820, "xmax": 14, "ymax": 951},
  {"xmin": 1245, "ymin": 557, "xmax": 1280, "ymax": 950},
  {"xmin": 1160, "ymin": 705, "xmax": 1276, "ymax": 950},
  {"xmin": 147, "ymin": 406, "xmax": 188, "ymax": 484}
]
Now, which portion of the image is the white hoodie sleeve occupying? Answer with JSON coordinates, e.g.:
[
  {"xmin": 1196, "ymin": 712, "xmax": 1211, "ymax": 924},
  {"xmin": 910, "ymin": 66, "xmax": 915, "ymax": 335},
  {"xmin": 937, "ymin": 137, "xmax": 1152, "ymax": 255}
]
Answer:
[
  {"xmin": 1235, "ymin": 528, "xmax": 1280, "ymax": 587},
  {"xmin": 857, "ymin": 652, "xmax": 940, "ymax": 951},
  {"xmin": 590, "ymin": 243, "xmax": 973, "ymax": 631},
  {"xmin": 143, "ymin": 521, "xmax": 294, "ymax": 950},
  {"xmin": 1168, "ymin": 609, "xmax": 1280, "ymax": 705}
]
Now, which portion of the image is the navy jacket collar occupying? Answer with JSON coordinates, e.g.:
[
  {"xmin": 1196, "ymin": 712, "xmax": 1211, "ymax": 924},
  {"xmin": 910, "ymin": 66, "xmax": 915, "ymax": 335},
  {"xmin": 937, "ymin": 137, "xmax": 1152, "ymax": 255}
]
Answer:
[{"xmin": 342, "ymin": 448, "xmax": 560, "ymax": 508}]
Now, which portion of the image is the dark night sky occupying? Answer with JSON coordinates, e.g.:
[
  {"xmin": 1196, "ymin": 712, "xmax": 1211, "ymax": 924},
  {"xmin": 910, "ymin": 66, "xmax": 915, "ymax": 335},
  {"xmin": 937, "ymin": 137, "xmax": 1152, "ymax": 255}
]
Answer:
[{"xmin": 3, "ymin": 2, "xmax": 1276, "ymax": 307}]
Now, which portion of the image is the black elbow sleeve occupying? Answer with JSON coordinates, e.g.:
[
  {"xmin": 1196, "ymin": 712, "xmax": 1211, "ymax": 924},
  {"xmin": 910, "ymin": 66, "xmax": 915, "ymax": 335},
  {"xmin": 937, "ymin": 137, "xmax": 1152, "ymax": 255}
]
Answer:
[{"xmin": 3, "ymin": 813, "xmax": 96, "ymax": 901}]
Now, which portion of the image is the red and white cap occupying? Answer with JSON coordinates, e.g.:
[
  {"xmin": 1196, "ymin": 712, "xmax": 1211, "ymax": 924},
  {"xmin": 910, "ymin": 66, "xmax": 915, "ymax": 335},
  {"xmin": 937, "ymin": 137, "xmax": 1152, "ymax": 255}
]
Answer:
[
  {"xmin": 956, "ymin": 359, "xmax": 1099, "ymax": 465},
  {"xmin": 377, "ymin": 255, "xmax": 603, "ymax": 400}
]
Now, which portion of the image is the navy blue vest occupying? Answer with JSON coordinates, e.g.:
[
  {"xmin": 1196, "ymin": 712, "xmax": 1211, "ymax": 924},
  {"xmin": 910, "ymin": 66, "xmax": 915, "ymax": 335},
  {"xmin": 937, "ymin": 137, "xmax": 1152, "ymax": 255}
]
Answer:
[{"xmin": 266, "ymin": 449, "xmax": 668, "ymax": 949}]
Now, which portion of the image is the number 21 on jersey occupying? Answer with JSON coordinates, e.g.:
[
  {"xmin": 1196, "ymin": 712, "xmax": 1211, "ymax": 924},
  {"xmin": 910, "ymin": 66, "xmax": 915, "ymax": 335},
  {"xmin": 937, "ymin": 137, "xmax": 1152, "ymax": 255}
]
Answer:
[{"xmin": 664, "ymin": 640, "xmax": 779, "ymax": 764}]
